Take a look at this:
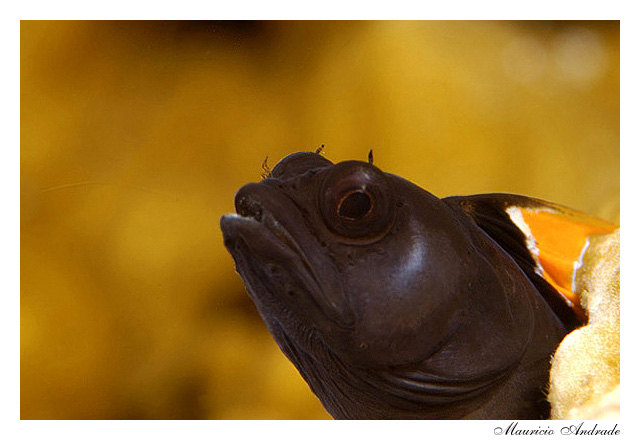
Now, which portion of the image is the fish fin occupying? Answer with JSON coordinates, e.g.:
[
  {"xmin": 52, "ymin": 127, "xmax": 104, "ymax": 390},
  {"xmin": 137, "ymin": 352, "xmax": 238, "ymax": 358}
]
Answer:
[{"xmin": 444, "ymin": 193, "xmax": 617, "ymax": 329}]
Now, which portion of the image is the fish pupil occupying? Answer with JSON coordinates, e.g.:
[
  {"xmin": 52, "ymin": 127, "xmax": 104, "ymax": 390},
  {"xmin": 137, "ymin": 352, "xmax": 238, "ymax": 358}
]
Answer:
[{"xmin": 338, "ymin": 190, "xmax": 372, "ymax": 220}]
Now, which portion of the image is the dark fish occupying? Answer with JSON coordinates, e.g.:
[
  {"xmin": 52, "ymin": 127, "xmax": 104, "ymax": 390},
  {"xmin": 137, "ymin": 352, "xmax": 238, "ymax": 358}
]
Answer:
[{"xmin": 219, "ymin": 151, "xmax": 617, "ymax": 419}]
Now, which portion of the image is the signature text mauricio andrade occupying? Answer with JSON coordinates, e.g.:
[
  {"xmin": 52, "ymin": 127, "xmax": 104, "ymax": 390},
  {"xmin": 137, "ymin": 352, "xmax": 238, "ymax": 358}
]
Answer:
[{"xmin": 494, "ymin": 422, "xmax": 620, "ymax": 436}]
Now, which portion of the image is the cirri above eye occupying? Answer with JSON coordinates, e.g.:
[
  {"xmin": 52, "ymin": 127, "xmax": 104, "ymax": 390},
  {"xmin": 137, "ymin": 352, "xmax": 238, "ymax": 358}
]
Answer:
[{"xmin": 319, "ymin": 161, "xmax": 395, "ymax": 241}]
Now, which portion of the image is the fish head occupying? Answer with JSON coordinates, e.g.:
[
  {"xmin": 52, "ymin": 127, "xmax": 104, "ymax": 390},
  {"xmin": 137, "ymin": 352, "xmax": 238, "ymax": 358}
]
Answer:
[{"xmin": 221, "ymin": 152, "xmax": 515, "ymax": 367}]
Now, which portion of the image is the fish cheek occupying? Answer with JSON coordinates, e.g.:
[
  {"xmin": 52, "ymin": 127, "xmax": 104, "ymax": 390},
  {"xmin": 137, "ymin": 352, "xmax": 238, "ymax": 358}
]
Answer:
[{"xmin": 332, "ymin": 231, "xmax": 473, "ymax": 367}]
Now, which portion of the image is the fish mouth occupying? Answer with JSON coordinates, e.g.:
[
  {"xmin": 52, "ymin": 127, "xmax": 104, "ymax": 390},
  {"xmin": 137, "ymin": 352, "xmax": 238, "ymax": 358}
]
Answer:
[{"xmin": 220, "ymin": 184, "xmax": 355, "ymax": 328}]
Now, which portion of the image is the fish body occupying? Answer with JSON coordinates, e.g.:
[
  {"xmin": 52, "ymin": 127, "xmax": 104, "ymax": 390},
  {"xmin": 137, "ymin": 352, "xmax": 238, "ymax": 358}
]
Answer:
[{"xmin": 220, "ymin": 151, "xmax": 616, "ymax": 419}]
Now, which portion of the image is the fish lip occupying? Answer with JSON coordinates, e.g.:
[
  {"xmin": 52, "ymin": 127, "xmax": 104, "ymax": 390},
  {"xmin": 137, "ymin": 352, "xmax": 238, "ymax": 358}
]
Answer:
[
  {"xmin": 220, "ymin": 190, "xmax": 355, "ymax": 328},
  {"xmin": 220, "ymin": 211, "xmax": 304, "ymax": 267}
]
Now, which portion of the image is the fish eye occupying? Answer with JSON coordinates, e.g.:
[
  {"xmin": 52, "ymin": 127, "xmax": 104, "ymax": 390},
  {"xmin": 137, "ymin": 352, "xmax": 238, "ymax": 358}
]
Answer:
[
  {"xmin": 319, "ymin": 162, "xmax": 395, "ymax": 241},
  {"xmin": 337, "ymin": 189, "xmax": 373, "ymax": 220}
]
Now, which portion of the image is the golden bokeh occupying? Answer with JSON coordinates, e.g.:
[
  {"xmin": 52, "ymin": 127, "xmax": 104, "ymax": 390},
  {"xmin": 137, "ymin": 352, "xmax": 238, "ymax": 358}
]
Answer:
[{"xmin": 21, "ymin": 20, "xmax": 619, "ymax": 419}]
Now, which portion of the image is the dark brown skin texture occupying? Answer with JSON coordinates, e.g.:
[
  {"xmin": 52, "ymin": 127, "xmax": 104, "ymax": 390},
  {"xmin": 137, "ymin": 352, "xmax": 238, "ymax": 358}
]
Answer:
[{"xmin": 220, "ymin": 152, "xmax": 572, "ymax": 419}]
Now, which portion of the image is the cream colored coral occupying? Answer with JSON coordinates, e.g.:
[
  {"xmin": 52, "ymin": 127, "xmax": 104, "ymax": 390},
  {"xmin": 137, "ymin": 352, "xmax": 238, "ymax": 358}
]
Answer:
[{"xmin": 548, "ymin": 229, "xmax": 620, "ymax": 419}]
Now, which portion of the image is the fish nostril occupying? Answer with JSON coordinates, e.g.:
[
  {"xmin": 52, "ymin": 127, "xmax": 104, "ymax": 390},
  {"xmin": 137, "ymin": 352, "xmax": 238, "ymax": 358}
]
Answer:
[{"xmin": 236, "ymin": 196, "xmax": 263, "ymax": 221}]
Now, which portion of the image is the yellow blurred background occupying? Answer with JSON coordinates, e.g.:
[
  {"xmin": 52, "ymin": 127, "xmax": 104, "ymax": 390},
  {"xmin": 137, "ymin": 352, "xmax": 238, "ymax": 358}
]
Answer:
[{"xmin": 21, "ymin": 20, "xmax": 619, "ymax": 419}]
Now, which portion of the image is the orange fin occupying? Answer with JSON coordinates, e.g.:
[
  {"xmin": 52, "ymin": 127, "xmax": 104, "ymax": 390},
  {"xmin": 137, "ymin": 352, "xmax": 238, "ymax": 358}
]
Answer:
[
  {"xmin": 445, "ymin": 193, "xmax": 617, "ymax": 328},
  {"xmin": 509, "ymin": 203, "xmax": 617, "ymax": 320}
]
